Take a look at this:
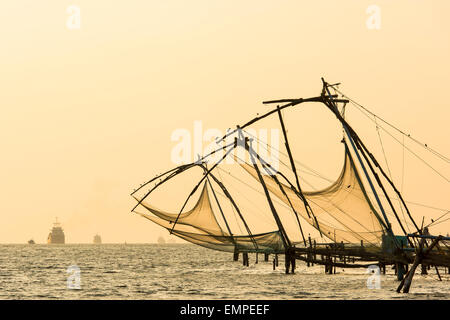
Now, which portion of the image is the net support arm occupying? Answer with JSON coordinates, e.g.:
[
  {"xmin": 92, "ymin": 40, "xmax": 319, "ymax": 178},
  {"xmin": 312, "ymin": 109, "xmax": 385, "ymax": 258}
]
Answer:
[
  {"xmin": 170, "ymin": 144, "xmax": 237, "ymax": 234},
  {"xmin": 245, "ymin": 137, "xmax": 291, "ymax": 249},
  {"xmin": 199, "ymin": 164, "xmax": 259, "ymax": 251}
]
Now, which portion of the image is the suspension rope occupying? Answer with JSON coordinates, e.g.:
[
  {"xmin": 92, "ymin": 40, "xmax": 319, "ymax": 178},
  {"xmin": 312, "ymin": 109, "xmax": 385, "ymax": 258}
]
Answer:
[
  {"xmin": 335, "ymin": 88, "xmax": 450, "ymax": 164},
  {"xmin": 350, "ymin": 100, "xmax": 449, "ymax": 183},
  {"xmin": 374, "ymin": 117, "xmax": 411, "ymax": 234},
  {"xmin": 423, "ymin": 210, "xmax": 450, "ymax": 228},
  {"xmin": 241, "ymin": 129, "xmax": 448, "ymax": 228}
]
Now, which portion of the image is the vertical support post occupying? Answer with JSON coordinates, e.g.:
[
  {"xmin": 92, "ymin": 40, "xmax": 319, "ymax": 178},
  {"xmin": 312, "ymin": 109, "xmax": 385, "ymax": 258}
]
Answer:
[
  {"xmin": 396, "ymin": 264, "xmax": 406, "ymax": 281},
  {"xmin": 421, "ymin": 264, "xmax": 428, "ymax": 275},
  {"xmin": 233, "ymin": 247, "xmax": 239, "ymax": 261},
  {"xmin": 308, "ymin": 235, "xmax": 313, "ymax": 267},
  {"xmin": 245, "ymin": 137, "xmax": 291, "ymax": 250},
  {"xmin": 242, "ymin": 252, "xmax": 249, "ymax": 267}
]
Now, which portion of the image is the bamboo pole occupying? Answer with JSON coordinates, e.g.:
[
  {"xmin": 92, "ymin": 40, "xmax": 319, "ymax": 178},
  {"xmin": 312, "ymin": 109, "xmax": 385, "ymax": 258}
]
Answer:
[{"xmin": 397, "ymin": 236, "xmax": 442, "ymax": 293}]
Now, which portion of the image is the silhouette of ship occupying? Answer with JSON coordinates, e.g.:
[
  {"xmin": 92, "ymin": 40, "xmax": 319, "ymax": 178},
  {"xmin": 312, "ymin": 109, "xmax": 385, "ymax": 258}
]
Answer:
[
  {"xmin": 47, "ymin": 218, "xmax": 65, "ymax": 244},
  {"xmin": 157, "ymin": 236, "xmax": 166, "ymax": 244},
  {"xmin": 28, "ymin": 239, "xmax": 35, "ymax": 244},
  {"xmin": 93, "ymin": 234, "xmax": 102, "ymax": 244}
]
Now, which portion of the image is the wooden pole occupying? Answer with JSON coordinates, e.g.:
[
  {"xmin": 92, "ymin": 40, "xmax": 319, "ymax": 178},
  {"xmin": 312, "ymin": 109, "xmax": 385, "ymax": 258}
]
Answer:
[
  {"xmin": 397, "ymin": 236, "xmax": 442, "ymax": 293},
  {"xmin": 314, "ymin": 240, "xmax": 317, "ymax": 261},
  {"xmin": 308, "ymin": 236, "xmax": 314, "ymax": 267},
  {"xmin": 435, "ymin": 266, "xmax": 442, "ymax": 281},
  {"xmin": 285, "ymin": 252, "xmax": 291, "ymax": 274},
  {"xmin": 243, "ymin": 252, "xmax": 249, "ymax": 267},
  {"xmin": 291, "ymin": 254, "xmax": 296, "ymax": 274},
  {"xmin": 421, "ymin": 264, "xmax": 428, "ymax": 275},
  {"xmin": 233, "ymin": 249, "xmax": 239, "ymax": 262}
]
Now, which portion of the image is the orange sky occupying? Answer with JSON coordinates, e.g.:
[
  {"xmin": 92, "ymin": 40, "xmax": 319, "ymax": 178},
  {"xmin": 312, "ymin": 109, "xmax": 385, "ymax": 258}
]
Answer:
[{"xmin": 0, "ymin": 1, "xmax": 449, "ymax": 243}]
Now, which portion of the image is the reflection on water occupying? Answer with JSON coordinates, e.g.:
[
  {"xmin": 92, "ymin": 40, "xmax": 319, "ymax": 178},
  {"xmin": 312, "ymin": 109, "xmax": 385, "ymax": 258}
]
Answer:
[{"xmin": 0, "ymin": 244, "xmax": 448, "ymax": 299}]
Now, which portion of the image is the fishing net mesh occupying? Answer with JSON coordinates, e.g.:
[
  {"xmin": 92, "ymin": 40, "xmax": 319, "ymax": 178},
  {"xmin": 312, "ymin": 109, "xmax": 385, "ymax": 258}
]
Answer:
[
  {"xmin": 239, "ymin": 144, "xmax": 386, "ymax": 246},
  {"xmin": 133, "ymin": 144, "xmax": 386, "ymax": 253},
  {"xmin": 134, "ymin": 183, "xmax": 284, "ymax": 253}
]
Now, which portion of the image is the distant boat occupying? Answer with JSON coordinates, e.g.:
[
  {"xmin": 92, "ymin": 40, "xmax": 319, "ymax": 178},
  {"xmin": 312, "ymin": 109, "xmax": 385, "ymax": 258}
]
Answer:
[
  {"xmin": 157, "ymin": 236, "xmax": 166, "ymax": 244},
  {"xmin": 47, "ymin": 218, "xmax": 65, "ymax": 244},
  {"xmin": 28, "ymin": 239, "xmax": 35, "ymax": 245},
  {"xmin": 93, "ymin": 234, "xmax": 102, "ymax": 244}
]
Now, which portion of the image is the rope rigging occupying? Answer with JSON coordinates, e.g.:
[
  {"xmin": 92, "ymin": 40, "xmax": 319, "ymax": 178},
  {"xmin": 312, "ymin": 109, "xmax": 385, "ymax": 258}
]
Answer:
[
  {"xmin": 374, "ymin": 117, "xmax": 412, "ymax": 234},
  {"xmin": 240, "ymin": 128, "xmax": 448, "ymax": 228},
  {"xmin": 334, "ymin": 88, "xmax": 450, "ymax": 164},
  {"xmin": 350, "ymin": 99, "xmax": 449, "ymax": 183}
]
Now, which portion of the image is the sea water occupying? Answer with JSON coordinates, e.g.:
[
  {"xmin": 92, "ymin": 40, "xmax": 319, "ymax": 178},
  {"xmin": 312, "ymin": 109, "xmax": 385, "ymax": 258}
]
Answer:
[{"xmin": 0, "ymin": 244, "xmax": 448, "ymax": 299}]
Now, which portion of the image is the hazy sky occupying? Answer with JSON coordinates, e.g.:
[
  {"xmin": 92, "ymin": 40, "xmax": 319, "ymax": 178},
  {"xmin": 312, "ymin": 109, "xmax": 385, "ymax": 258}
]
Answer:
[{"xmin": 1, "ymin": 1, "xmax": 449, "ymax": 243}]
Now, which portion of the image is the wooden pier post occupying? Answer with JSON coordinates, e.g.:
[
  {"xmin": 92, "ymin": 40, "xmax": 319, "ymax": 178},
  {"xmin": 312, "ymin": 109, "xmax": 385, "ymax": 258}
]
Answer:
[
  {"xmin": 291, "ymin": 254, "xmax": 296, "ymax": 274},
  {"xmin": 397, "ymin": 236, "xmax": 442, "ymax": 293},
  {"xmin": 326, "ymin": 247, "xmax": 333, "ymax": 275},
  {"xmin": 285, "ymin": 252, "xmax": 291, "ymax": 274},
  {"xmin": 333, "ymin": 255, "xmax": 337, "ymax": 274},
  {"xmin": 435, "ymin": 266, "xmax": 442, "ymax": 281},
  {"xmin": 308, "ymin": 236, "xmax": 313, "ymax": 267},
  {"xmin": 243, "ymin": 252, "xmax": 249, "ymax": 267},
  {"xmin": 328, "ymin": 256, "xmax": 333, "ymax": 275},
  {"xmin": 421, "ymin": 264, "xmax": 428, "ymax": 275},
  {"xmin": 396, "ymin": 263, "xmax": 406, "ymax": 281},
  {"xmin": 313, "ymin": 240, "xmax": 317, "ymax": 261}
]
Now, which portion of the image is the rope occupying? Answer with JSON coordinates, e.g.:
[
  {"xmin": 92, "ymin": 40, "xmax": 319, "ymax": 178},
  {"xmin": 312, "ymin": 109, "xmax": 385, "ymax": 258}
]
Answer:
[
  {"xmin": 335, "ymin": 88, "xmax": 450, "ymax": 164},
  {"xmin": 243, "ymin": 129, "xmax": 334, "ymax": 183},
  {"xmin": 350, "ymin": 100, "xmax": 449, "ymax": 183},
  {"xmin": 229, "ymin": 152, "xmax": 382, "ymax": 245},
  {"xmin": 374, "ymin": 117, "xmax": 411, "ymax": 234},
  {"xmin": 424, "ymin": 211, "xmax": 450, "ymax": 228},
  {"xmin": 240, "ymin": 128, "xmax": 448, "ymax": 229}
]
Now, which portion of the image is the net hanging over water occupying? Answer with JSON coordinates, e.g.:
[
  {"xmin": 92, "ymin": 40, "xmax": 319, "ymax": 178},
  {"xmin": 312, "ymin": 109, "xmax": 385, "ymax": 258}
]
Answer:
[
  {"xmin": 134, "ymin": 182, "xmax": 285, "ymax": 253},
  {"xmin": 133, "ymin": 142, "xmax": 387, "ymax": 253},
  {"xmin": 238, "ymin": 143, "xmax": 386, "ymax": 245}
]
